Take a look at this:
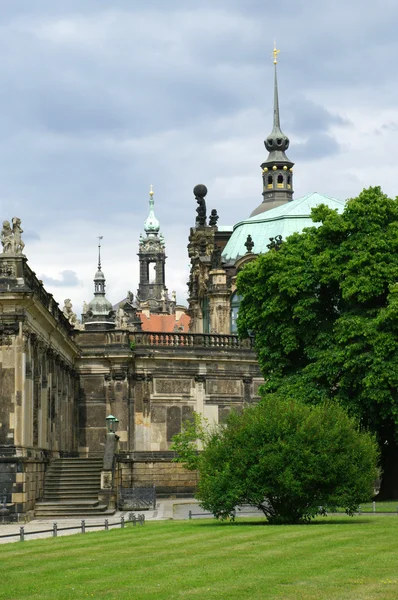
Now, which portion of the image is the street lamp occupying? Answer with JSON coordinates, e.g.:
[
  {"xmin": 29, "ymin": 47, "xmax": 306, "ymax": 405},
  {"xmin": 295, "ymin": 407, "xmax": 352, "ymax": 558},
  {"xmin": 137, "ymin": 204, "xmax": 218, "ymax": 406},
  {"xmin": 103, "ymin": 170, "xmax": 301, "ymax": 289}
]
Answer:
[{"xmin": 105, "ymin": 414, "xmax": 119, "ymax": 433}]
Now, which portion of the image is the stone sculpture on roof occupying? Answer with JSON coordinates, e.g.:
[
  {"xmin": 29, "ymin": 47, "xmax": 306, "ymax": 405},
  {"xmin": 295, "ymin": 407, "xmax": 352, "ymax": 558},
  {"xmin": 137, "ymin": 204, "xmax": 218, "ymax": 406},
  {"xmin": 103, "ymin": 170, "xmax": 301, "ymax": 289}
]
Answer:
[{"xmin": 1, "ymin": 217, "xmax": 25, "ymax": 255}]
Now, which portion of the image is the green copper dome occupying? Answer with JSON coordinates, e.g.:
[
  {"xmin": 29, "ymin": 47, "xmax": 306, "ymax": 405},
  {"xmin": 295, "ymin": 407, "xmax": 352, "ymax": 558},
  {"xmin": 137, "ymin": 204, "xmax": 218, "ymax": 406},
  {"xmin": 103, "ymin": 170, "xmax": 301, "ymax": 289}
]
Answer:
[{"xmin": 222, "ymin": 192, "xmax": 346, "ymax": 262}]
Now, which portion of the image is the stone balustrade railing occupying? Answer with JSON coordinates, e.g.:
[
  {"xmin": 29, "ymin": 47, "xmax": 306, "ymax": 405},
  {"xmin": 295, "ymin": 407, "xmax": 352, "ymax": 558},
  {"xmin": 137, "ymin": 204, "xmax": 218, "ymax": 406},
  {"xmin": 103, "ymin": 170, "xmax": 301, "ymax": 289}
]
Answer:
[{"xmin": 130, "ymin": 332, "xmax": 254, "ymax": 349}]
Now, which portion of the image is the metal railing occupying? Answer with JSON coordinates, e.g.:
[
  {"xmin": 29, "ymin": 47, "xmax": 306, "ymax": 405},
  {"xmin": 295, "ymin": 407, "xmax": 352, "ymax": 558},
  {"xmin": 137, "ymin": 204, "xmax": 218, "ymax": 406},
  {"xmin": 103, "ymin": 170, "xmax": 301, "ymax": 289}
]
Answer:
[{"xmin": 0, "ymin": 513, "xmax": 145, "ymax": 542}]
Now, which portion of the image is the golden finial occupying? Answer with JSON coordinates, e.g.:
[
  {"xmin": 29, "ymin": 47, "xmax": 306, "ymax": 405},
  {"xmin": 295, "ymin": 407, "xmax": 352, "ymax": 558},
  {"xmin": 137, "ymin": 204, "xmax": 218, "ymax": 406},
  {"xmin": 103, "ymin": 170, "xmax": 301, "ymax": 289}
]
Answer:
[
  {"xmin": 273, "ymin": 41, "xmax": 280, "ymax": 65},
  {"xmin": 149, "ymin": 184, "xmax": 154, "ymax": 197}
]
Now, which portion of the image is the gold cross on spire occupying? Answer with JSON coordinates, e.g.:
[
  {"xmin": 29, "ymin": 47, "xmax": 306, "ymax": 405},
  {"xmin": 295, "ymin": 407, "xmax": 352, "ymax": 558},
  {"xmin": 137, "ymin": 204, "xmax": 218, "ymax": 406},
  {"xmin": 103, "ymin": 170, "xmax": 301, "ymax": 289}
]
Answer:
[
  {"xmin": 149, "ymin": 184, "xmax": 154, "ymax": 197},
  {"xmin": 273, "ymin": 41, "xmax": 280, "ymax": 65}
]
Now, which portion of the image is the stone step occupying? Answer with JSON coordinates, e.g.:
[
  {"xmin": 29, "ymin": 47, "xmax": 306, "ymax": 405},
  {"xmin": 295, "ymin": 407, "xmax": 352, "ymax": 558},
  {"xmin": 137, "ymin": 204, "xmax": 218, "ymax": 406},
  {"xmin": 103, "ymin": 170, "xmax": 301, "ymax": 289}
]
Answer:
[
  {"xmin": 43, "ymin": 488, "xmax": 98, "ymax": 498},
  {"xmin": 38, "ymin": 457, "xmax": 105, "ymax": 517},
  {"xmin": 47, "ymin": 466, "xmax": 102, "ymax": 471},
  {"xmin": 37, "ymin": 500, "xmax": 101, "ymax": 507},
  {"xmin": 46, "ymin": 472, "xmax": 101, "ymax": 481},
  {"xmin": 35, "ymin": 506, "xmax": 114, "ymax": 517},
  {"xmin": 44, "ymin": 483, "xmax": 100, "ymax": 488},
  {"xmin": 43, "ymin": 490, "xmax": 99, "ymax": 496}
]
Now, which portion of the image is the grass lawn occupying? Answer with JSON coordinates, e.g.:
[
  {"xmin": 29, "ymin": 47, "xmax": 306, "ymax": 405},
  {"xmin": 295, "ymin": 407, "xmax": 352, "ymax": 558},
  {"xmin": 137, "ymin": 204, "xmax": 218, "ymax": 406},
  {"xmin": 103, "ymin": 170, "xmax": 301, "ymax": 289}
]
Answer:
[{"xmin": 1, "ymin": 516, "xmax": 398, "ymax": 600}]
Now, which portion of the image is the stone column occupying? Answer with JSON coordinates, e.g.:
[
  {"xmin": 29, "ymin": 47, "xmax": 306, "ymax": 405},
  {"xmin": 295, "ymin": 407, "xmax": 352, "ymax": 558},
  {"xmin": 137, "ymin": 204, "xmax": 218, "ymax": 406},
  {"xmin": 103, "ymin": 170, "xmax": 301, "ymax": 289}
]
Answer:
[{"xmin": 208, "ymin": 269, "xmax": 231, "ymax": 334}]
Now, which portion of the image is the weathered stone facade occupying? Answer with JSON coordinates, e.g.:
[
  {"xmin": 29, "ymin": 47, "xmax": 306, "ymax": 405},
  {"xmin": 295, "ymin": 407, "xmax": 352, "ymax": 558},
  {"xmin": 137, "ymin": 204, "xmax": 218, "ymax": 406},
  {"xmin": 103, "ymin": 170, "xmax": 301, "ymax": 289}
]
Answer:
[{"xmin": 0, "ymin": 254, "xmax": 79, "ymax": 518}]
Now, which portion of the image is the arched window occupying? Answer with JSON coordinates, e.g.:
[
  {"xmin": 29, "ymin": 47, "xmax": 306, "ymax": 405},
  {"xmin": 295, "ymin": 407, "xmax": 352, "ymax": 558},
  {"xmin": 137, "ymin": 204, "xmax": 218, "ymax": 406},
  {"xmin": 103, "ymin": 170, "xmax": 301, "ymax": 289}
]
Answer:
[
  {"xmin": 267, "ymin": 175, "xmax": 273, "ymax": 190},
  {"xmin": 230, "ymin": 292, "xmax": 243, "ymax": 334},
  {"xmin": 202, "ymin": 298, "xmax": 210, "ymax": 334},
  {"xmin": 277, "ymin": 174, "xmax": 283, "ymax": 189}
]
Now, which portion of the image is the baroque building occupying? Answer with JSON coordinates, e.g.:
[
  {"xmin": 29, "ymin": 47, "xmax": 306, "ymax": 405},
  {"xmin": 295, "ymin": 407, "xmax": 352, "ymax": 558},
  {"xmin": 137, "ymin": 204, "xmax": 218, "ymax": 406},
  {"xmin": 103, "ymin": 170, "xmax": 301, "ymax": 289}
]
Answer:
[
  {"xmin": 187, "ymin": 48, "xmax": 345, "ymax": 335},
  {"xmin": 0, "ymin": 48, "xmax": 344, "ymax": 520}
]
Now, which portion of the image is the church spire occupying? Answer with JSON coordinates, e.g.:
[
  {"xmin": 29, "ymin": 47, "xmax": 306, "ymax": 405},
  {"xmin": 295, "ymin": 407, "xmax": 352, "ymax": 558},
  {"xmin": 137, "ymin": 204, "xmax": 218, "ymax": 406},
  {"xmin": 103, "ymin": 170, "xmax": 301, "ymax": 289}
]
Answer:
[
  {"xmin": 137, "ymin": 185, "xmax": 169, "ymax": 313},
  {"xmin": 84, "ymin": 236, "xmax": 115, "ymax": 330},
  {"xmin": 250, "ymin": 44, "xmax": 295, "ymax": 217},
  {"xmin": 144, "ymin": 184, "xmax": 160, "ymax": 236}
]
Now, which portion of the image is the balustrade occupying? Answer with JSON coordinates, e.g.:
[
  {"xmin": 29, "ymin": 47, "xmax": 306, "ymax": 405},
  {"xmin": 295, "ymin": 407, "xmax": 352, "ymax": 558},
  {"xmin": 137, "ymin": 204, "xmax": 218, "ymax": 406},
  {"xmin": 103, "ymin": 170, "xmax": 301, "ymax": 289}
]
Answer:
[{"xmin": 130, "ymin": 332, "xmax": 253, "ymax": 349}]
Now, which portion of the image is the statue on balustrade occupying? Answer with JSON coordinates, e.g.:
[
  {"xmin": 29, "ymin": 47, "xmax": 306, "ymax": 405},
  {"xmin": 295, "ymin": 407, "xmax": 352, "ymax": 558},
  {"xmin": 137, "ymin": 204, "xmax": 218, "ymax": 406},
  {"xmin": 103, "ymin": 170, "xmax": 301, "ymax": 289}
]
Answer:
[{"xmin": 1, "ymin": 217, "xmax": 25, "ymax": 255}]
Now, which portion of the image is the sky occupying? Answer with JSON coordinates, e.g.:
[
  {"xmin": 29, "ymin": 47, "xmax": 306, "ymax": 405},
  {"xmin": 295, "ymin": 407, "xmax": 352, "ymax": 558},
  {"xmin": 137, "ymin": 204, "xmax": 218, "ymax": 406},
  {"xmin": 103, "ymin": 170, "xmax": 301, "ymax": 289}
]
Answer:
[{"xmin": 1, "ymin": 0, "xmax": 398, "ymax": 316}]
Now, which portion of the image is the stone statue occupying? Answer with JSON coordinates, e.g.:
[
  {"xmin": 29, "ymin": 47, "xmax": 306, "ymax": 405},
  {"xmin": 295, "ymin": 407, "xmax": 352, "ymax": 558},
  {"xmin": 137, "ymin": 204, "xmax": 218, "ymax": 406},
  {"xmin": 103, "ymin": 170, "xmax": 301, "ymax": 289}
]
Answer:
[
  {"xmin": 62, "ymin": 299, "xmax": 77, "ymax": 326},
  {"xmin": 194, "ymin": 184, "xmax": 207, "ymax": 227},
  {"xmin": 211, "ymin": 245, "xmax": 222, "ymax": 270},
  {"xmin": 267, "ymin": 234, "xmax": 283, "ymax": 252},
  {"xmin": 209, "ymin": 209, "xmax": 219, "ymax": 227},
  {"xmin": 82, "ymin": 301, "xmax": 88, "ymax": 314},
  {"xmin": 171, "ymin": 290, "xmax": 176, "ymax": 303},
  {"xmin": 115, "ymin": 307, "xmax": 128, "ymax": 329},
  {"xmin": 1, "ymin": 221, "xmax": 13, "ymax": 254},
  {"xmin": 12, "ymin": 217, "xmax": 25, "ymax": 254},
  {"xmin": 127, "ymin": 290, "xmax": 135, "ymax": 306},
  {"xmin": 245, "ymin": 234, "xmax": 254, "ymax": 253}
]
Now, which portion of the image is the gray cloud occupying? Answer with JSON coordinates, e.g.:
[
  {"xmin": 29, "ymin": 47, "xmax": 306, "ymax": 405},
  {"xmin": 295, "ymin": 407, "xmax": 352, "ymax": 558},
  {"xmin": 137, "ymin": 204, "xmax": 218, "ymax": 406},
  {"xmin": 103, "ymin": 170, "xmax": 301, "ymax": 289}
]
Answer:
[
  {"xmin": 23, "ymin": 230, "xmax": 41, "ymax": 241},
  {"xmin": 41, "ymin": 270, "xmax": 80, "ymax": 287},
  {"xmin": 0, "ymin": 1, "xmax": 396, "ymax": 308}
]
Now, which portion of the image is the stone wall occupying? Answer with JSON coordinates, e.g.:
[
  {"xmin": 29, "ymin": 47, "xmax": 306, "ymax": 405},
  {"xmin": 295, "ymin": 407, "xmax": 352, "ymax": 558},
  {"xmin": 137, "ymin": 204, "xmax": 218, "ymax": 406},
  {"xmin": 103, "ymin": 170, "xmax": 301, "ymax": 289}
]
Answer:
[
  {"xmin": 0, "ymin": 456, "xmax": 47, "ymax": 520},
  {"xmin": 0, "ymin": 254, "xmax": 79, "ymax": 517},
  {"xmin": 117, "ymin": 456, "xmax": 198, "ymax": 498}
]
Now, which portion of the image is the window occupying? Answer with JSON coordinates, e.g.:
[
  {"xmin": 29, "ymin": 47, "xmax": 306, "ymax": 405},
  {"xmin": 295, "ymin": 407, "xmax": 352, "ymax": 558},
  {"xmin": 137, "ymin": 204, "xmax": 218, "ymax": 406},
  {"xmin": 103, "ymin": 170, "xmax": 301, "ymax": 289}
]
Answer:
[{"xmin": 230, "ymin": 292, "xmax": 243, "ymax": 334}]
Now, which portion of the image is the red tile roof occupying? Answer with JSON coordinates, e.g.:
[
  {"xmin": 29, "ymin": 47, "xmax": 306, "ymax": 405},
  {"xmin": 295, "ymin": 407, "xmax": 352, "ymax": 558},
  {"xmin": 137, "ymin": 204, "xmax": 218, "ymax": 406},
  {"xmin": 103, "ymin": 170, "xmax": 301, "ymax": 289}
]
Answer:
[{"xmin": 138, "ymin": 312, "xmax": 191, "ymax": 333}]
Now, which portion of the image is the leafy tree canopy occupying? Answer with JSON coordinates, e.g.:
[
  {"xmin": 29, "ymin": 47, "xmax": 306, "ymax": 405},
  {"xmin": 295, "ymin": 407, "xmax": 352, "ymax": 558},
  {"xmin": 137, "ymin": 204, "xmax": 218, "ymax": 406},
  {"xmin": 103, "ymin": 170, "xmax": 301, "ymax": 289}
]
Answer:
[
  {"xmin": 172, "ymin": 399, "xmax": 378, "ymax": 524},
  {"xmin": 237, "ymin": 187, "xmax": 398, "ymax": 498}
]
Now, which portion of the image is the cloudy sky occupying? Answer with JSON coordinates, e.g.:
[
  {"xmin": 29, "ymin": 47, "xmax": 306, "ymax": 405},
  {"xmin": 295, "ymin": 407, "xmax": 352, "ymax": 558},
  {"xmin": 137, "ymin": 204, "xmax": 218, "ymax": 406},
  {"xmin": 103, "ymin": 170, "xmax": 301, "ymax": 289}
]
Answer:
[{"xmin": 0, "ymin": 0, "xmax": 397, "ymax": 315}]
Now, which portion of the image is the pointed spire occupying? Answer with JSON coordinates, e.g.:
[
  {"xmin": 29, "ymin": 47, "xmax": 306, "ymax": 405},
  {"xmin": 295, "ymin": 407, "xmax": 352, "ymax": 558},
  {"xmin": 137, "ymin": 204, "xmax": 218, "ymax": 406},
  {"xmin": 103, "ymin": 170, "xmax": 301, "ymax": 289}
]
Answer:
[
  {"xmin": 97, "ymin": 235, "xmax": 103, "ymax": 270},
  {"xmin": 94, "ymin": 236, "xmax": 105, "ymax": 295},
  {"xmin": 84, "ymin": 236, "xmax": 114, "ymax": 327},
  {"xmin": 272, "ymin": 42, "xmax": 281, "ymax": 129},
  {"xmin": 250, "ymin": 44, "xmax": 295, "ymax": 217},
  {"xmin": 144, "ymin": 184, "xmax": 160, "ymax": 235},
  {"xmin": 264, "ymin": 43, "xmax": 290, "ymax": 155}
]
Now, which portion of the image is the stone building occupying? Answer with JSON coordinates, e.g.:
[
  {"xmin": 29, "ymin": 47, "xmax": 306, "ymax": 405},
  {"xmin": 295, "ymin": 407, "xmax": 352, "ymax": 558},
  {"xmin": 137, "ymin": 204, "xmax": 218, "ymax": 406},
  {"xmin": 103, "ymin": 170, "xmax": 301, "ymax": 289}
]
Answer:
[
  {"xmin": 0, "ymin": 189, "xmax": 261, "ymax": 520},
  {"xmin": 0, "ymin": 49, "xmax": 345, "ymax": 519},
  {"xmin": 187, "ymin": 48, "xmax": 345, "ymax": 335}
]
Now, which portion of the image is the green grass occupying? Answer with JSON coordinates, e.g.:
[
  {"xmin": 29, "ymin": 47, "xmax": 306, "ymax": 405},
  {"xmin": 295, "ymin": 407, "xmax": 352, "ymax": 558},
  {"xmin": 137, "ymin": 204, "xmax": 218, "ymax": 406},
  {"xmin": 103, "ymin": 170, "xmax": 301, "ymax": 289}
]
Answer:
[
  {"xmin": 360, "ymin": 501, "xmax": 398, "ymax": 512},
  {"xmin": 333, "ymin": 501, "xmax": 398, "ymax": 513},
  {"xmin": 1, "ymin": 516, "xmax": 398, "ymax": 599}
]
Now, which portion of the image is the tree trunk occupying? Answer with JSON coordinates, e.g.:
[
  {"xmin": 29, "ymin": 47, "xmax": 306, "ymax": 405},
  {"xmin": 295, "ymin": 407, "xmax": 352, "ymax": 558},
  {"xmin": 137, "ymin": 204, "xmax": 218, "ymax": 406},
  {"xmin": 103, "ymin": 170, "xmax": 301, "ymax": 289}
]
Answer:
[{"xmin": 377, "ymin": 440, "xmax": 398, "ymax": 500}]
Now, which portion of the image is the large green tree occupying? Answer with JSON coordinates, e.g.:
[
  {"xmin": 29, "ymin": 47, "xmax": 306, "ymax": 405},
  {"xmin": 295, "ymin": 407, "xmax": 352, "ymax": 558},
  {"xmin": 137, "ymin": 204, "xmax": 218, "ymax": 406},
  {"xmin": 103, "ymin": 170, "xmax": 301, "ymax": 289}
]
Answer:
[
  {"xmin": 237, "ymin": 187, "xmax": 398, "ymax": 499},
  {"xmin": 172, "ymin": 400, "xmax": 378, "ymax": 523}
]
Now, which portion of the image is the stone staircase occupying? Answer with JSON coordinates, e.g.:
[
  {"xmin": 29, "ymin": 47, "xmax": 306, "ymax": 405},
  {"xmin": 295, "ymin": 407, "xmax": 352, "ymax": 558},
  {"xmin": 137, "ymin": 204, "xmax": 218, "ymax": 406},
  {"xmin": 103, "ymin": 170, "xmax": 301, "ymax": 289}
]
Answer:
[{"xmin": 35, "ymin": 458, "xmax": 115, "ymax": 518}]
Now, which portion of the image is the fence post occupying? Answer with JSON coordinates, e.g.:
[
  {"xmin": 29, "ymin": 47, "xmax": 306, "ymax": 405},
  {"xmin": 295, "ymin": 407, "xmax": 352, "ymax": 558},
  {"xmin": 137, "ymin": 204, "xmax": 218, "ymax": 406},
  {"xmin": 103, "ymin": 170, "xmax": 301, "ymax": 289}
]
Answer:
[
  {"xmin": 19, "ymin": 526, "xmax": 24, "ymax": 542},
  {"xmin": 358, "ymin": 505, "xmax": 361, "ymax": 515},
  {"xmin": 53, "ymin": 523, "xmax": 57, "ymax": 537},
  {"xmin": 373, "ymin": 501, "xmax": 376, "ymax": 513},
  {"xmin": 188, "ymin": 510, "xmax": 192, "ymax": 520},
  {"xmin": 104, "ymin": 519, "xmax": 108, "ymax": 531},
  {"xmin": 121, "ymin": 516, "xmax": 125, "ymax": 529},
  {"xmin": 132, "ymin": 514, "xmax": 136, "ymax": 526},
  {"xmin": 81, "ymin": 519, "xmax": 85, "ymax": 534}
]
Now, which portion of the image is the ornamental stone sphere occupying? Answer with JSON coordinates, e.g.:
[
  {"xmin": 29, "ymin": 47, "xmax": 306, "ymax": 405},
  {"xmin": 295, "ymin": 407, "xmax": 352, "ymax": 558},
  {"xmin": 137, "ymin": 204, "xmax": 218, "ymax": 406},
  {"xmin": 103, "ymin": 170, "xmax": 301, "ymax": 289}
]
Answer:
[{"xmin": 193, "ymin": 184, "xmax": 208, "ymax": 198}]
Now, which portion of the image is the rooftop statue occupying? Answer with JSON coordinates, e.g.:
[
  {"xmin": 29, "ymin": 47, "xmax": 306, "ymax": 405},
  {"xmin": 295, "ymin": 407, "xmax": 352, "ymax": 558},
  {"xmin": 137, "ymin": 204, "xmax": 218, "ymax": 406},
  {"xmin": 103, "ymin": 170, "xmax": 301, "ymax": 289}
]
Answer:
[
  {"xmin": 194, "ymin": 184, "xmax": 207, "ymax": 227},
  {"xmin": 209, "ymin": 209, "xmax": 219, "ymax": 227},
  {"xmin": 1, "ymin": 217, "xmax": 25, "ymax": 255},
  {"xmin": 63, "ymin": 299, "xmax": 77, "ymax": 326}
]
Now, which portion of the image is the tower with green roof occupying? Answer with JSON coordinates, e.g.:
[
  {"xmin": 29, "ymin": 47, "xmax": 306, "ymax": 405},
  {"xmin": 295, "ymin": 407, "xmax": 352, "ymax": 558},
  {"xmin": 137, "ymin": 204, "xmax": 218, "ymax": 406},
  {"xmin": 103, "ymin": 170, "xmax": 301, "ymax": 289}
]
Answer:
[{"xmin": 137, "ymin": 186, "xmax": 170, "ymax": 313}]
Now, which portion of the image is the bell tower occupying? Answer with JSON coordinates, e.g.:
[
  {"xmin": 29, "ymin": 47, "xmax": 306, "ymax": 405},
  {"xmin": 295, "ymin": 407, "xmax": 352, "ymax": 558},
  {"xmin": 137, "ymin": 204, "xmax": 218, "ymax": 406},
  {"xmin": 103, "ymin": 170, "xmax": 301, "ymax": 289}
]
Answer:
[{"xmin": 137, "ymin": 186, "xmax": 169, "ymax": 313}]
